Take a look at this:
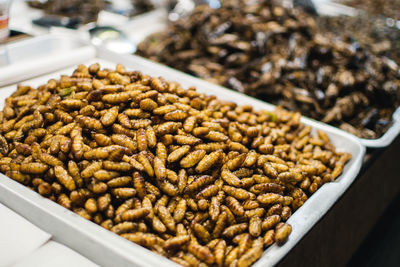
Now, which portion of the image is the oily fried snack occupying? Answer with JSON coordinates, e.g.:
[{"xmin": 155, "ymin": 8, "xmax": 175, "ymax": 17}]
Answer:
[
  {"xmin": 27, "ymin": 0, "xmax": 154, "ymax": 23},
  {"xmin": 0, "ymin": 63, "xmax": 351, "ymax": 267},
  {"xmin": 137, "ymin": 0, "xmax": 400, "ymax": 139}
]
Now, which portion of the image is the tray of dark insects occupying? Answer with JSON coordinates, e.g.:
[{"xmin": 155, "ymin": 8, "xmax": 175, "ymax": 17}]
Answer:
[
  {"xmin": 0, "ymin": 37, "xmax": 365, "ymax": 267},
  {"xmin": 131, "ymin": 0, "xmax": 400, "ymax": 148}
]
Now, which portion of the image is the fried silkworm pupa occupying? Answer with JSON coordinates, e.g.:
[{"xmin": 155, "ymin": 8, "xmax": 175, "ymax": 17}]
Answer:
[{"xmin": 0, "ymin": 63, "xmax": 350, "ymax": 266}]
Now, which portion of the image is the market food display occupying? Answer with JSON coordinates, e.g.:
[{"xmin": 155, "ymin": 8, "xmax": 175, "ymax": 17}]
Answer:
[
  {"xmin": 137, "ymin": 0, "xmax": 400, "ymax": 139},
  {"xmin": 337, "ymin": 0, "xmax": 400, "ymax": 20},
  {"xmin": 0, "ymin": 63, "xmax": 351, "ymax": 266},
  {"xmin": 27, "ymin": 0, "xmax": 108, "ymax": 23},
  {"xmin": 317, "ymin": 14, "xmax": 400, "ymax": 66},
  {"xmin": 27, "ymin": 0, "xmax": 154, "ymax": 23}
]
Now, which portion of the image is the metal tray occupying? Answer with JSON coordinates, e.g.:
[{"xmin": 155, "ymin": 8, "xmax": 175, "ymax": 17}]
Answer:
[
  {"xmin": 0, "ymin": 34, "xmax": 96, "ymax": 87},
  {"xmin": 0, "ymin": 45, "xmax": 365, "ymax": 267},
  {"xmin": 115, "ymin": 1, "xmax": 400, "ymax": 148}
]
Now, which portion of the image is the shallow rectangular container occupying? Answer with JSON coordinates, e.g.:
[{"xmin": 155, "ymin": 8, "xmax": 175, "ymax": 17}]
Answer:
[{"xmin": 0, "ymin": 43, "xmax": 365, "ymax": 267}]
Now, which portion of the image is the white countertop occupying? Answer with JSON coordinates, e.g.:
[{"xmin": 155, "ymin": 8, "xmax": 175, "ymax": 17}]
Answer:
[{"xmin": 0, "ymin": 202, "xmax": 98, "ymax": 267}]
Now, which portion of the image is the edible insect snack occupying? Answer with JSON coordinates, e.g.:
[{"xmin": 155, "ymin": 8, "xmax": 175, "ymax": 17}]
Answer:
[
  {"xmin": 137, "ymin": 0, "xmax": 400, "ymax": 139},
  {"xmin": 0, "ymin": 63, "xmax": 351, "ymax": 267},
  {"xmin": 337, "ymin": 0, "xmax": 400, "ymax": 20},
  {"xmin": 317, "ymin": 14, "xmax": 400, "ymax": 66},
  {"xmin": 27, "ymin": 0, "xmax": 108, "ymax": 23},
  {"xmin": 27, "ymin": 0, "xmax": 154, "ymax": 23}
]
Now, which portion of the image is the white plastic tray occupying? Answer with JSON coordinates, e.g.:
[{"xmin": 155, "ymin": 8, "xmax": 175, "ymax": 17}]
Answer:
[
  {"xmin": 115, "ymin": 1, "xmax": 400, "ymax": 148},
  {"xmin": 0, "ymin": 46, "xmax": 364, "ymax": 267}
]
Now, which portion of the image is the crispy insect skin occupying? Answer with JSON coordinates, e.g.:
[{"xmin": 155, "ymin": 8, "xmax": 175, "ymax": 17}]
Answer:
[
  {"xmin": 156, "ymin": 142, "xmax": 167, "ymax": 164},
  {"xmin": 257, "ymin": 193, "xmax": 283, "ymax": 205},
  {"xmin": 121, "ymin": 208, "xmax": 150, "ymax": 221},
  {"xmin": 111, "ymin": 222, "xmax": 137, "ymax": 235},
  {"xmin": 81, "ymin": 161, "xmax": 102, "ymax": 179},
  {"xmin": 209, "ymin": 196, "xmax": 221, "ymax": 222},
  {"xmin": 94, "ymin": 170, "xmax": 119, "ymax": 181},
  {"xmin": 111, "ymin": 134, "xmax": 137, "ymax": 152},
  {"xmin": 225, "ymin": 246, "xmax": 239, "ymax": 266},
  {"xmin": 155, "ymin": 121, "xmax": 181, "ymax": 135},
  {"xmin": 54, "ymin": 166, "xmax": 76, "ymax": 191},
  {"xmin": 212, "ymin": 212, "xmax": 227, "ymax": 239},
  {"xmin": 160, "ymin": 181, "xmax": 178, "ymax": 197},
  {"xmin": 153, "ymin": 156, "xmax": 166, "ymax": 181},
  {"xmin": 250, "ymin": 182, "xmax": 284, "ymax": 194},
  {"xmin": 101, "ymin": 106, "xmax": 119, "ymax": 127},
  {"xmin": 195, "ymin": 150, "xmax": 223, "ymax": 173},
  {"xmin": 133, "ymin": 171, "xmax": 146, "ymax": 199},
  {"xmin": 263, "ymin": 163, "xmax": 278, "ymax": 179},
  {"xmin": 275, "ymin": 223, "xmax": 292, "ymax": 245},
  {"xmin": 158, "ymin": 206, "xmax": 176, "ymax": 232},
  {"xmin": 193, "ymin": 223, "xmax": 211, "ymax": 243},
  {"xmin": 137, "ymin": 153, "xmax": 154, "ymax": 177},
  {"xmin": 112, "ymin": 188, "xmax": 136, "ymax": 199},
  {"xmin": 167, "ymin": 145, "xmax": 190, "ymax": 163},
  {"xmin": 102, "ymin": 92, "xmax": 130, "ymax": 104},
  {"xmin": 237, "ymin": 240, "xmax": 263, "ymax": 267},
  {"xmin": 164, "ymin": 235, "xmax": 190, "ymax": 250},
  {"xmin": 58, "ymin": 193, "xmax": 72, "ymax": 209},
  {"xmin": 172, "ymin": 199, "xmax": 186, "ymax": 223},
  {"xmin": 20, "ymin": 162, "xmax": 48, "ymax": 174},
  {"xmin": 121, "ymin": 232, "xmax": 158, "ymax": 247},
  {"xmin": 180, "ymin": 149, "xmax": 206, "ymax": 168},
  {"xmin": 70, "ymin": 126, "xmax": 84, "ymax": 160},
  {"xmin": 137, "ymin": 128, "xmax": 147, "ymax": 151},
  {"xmin": 262, "ymin": 215, "xmax": 281, "ymax": 231},
  {"xmin": 146, "ymin": 127, "xmax": 157, "ymax": 148},
  {"xmin": 222, "ymin": 223, "xmax": 248, "ymax": 239},
  {"xmin": 54, "ymin": 109, "xmax": 73, "ymax": 124},
  {"xmin": 103, "ymin": 161, "xmax": 132, "ymax": 172},
  {"xmin": 84, "ymin": 198, "xmax": 98, "ymax": 214},
  {"xmin": 221, "ymin": 169, "xmax": 243, "ymax": 187},
  {"xmin": 223, "ymin": 185, "xmax": 251, "ymax": 200},
  {"xmin": 188, "ymin": 241, "xmax": 215, "ymax": 265},
  {"xmin": 214, "ymin": 239, "xmax": 226, "ymax": 267},
  {"xmin": 264, "ymin": 230, "xmax": 275, "ymax": 247},
  {"xmin": 196, "ymin": 184, "xmax": 219, "ymax": 199},
  {"xmin": 107, "ymin": 176, "xmax": 132, "ymax": 188},
  {"xmin": 249, "ymin": 216, "xmax": 262, "ymax": 237},
  {"xmin": 225, "ymin": 196, "xmax": 245, "ymax": 216},
  {"xmin": 79, "ymin": 116, "xmax": 103, "ymax": 131},
  {"xmin": 184, "ymin": 175, "xmax": 214, "ymax": 194},
  {"xmin": 97, "ymin": 194, "xmax": 111, "ymax": 212}
]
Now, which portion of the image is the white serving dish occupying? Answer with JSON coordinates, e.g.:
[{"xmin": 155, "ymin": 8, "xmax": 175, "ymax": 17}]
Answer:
[{"xmin": 0, "ymin": 44, "xmax": 365, "ymax": 267}]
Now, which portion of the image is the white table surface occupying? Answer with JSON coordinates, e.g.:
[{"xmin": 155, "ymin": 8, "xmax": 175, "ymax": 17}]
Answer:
[{"xmin": 0, "ymin": 202, "xmax": 98, "ymax": 267}]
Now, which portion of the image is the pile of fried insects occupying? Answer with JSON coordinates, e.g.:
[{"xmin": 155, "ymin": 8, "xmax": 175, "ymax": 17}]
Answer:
[
  {"xmin": 0, "ymin": 64, "xmax": 351, "ymax": 267},
  {"xmin": 137, "ymin": 0, "xmax": 400, "ymax": 139}
]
